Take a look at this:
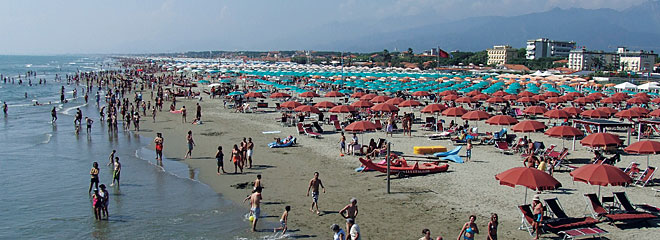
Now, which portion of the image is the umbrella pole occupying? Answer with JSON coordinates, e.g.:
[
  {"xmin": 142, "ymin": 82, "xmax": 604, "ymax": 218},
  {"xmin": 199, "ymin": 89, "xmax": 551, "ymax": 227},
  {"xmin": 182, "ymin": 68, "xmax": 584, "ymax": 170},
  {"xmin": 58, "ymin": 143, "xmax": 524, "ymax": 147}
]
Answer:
[
  {"xmin": 572, "ymin": 136, "xmax": 576, "ymax": 151},
  {"xmin": 648, "ymin": 155, "xmax": 650, "ymax": 168},
  {"xmin": 524, "ymin": 187, "xmax": 528, "ymax": 205}
]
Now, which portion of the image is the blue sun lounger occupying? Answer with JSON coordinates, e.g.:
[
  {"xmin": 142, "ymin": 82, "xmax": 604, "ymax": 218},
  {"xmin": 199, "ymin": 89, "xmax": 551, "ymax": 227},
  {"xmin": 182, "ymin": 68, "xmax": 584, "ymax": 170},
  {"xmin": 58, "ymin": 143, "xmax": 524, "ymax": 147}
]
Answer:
[{"xmin": 434, "ymin": 146, "xmax": 462, "ymax": 157}]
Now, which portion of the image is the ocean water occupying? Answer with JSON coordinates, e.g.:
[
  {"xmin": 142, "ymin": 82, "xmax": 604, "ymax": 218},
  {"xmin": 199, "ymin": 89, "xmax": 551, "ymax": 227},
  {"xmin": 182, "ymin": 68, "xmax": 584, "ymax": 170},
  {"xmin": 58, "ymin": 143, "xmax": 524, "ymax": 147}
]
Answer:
[{"xmin": 0, "ymin": 56, "xmax": 269, "ymax": 239}]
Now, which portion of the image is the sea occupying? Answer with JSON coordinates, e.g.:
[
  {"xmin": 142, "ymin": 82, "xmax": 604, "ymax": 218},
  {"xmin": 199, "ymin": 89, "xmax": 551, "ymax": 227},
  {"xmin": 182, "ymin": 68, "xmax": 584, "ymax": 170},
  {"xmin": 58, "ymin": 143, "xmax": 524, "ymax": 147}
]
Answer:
[{"xmin": 0, "ymin": 56, "xmax": 272, "ymax": 239}]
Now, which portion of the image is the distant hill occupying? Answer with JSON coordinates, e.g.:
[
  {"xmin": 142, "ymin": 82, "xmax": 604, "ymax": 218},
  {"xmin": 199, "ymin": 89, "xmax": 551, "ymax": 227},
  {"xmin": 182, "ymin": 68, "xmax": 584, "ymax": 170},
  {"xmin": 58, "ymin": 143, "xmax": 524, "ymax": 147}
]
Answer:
[{"xmin": 308, "ymin": 1, "xmax": 660, "ymax": 53}]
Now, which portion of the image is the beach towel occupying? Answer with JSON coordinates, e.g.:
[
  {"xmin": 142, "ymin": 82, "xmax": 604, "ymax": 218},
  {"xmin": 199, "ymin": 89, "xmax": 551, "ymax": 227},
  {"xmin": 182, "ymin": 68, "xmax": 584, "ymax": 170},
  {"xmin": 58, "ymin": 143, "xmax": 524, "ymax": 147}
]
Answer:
[
  {"xmin": 169, "ymin": 110, "xmax": 182, "ymax": 114},
  {"xmin": 262, "ymin": 131, "xmax": 281, "ymax": 134},
  {"xmin": 442, "ymin": 155, "xmax": 463, "ymax": 163}
]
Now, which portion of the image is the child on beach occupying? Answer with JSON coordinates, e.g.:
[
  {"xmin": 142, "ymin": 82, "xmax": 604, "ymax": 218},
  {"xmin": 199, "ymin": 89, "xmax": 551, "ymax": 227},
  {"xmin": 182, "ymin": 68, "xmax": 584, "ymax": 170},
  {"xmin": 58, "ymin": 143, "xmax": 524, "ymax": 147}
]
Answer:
[
  {"xmin": 331, "ymin": 224, "xmax": 346, "ymax": 240},
  {"xmin": 92, "ymin": 189, "xmax": 101, "ymax": 220},
  {"xmin": 466, "ymin": 139, "xmax": 472, "ymax": 162},
  {"xmin": 274, "ymin": 206, "xmax": 290, "ymax": 234},
  {"xmin": 339, "ymin": 132, "xmax": 346, "ymax": 155},
  {"xmin": 216, "ymin": 146, "xmax": 225, "ymax": 174}
]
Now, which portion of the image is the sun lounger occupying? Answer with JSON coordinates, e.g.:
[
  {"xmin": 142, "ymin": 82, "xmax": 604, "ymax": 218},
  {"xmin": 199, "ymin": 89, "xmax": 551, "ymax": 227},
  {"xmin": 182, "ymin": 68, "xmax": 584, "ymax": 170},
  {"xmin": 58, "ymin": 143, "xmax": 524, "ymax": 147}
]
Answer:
[
  {"xmin": 442, "ymin": 154, "xmax": 463, "ymax": 163},
  {"xmin": 543, "ymin": 198, "xmax": 600, "ymax": 230},
  {"xmin": 584, "ymin": 193, "xmax": 656, "ymax": 223},
  {"xmin": 495, "ymin": 141, "xmax": 512, "ymax": 154},
  {"xmin": 374, "ymin": 119, "xmax": 383, "ymax": 131},
  {"xmin": 333, "ymin": 120, "xmax": 342, "ymax": 132},
  {"xmin": 634, "ymin": 166, "xmax": 656, "ymax": 187},
  {"xmin": 304, "ymin": 127, "xmax": 321, "ymax": 138},
  {"xmin": 296, "ymin": 123, "xmax": 305, "ymax": 135},
  {"xmin": 558, "ymin": 227, "xmax": 608, "ymax": 240},
  {"xmin": 637, "ymin": 204, "xmax": 660, "ymax": 215},
  {"xmin": 613, "ymin": 192, "xmax": 659, "ymax": 219},
  {"xmin": 433, "ymin": 146, "xmax": 462, "ymax": 157},
  {"xmin": 312, "ymin": 121, "xmax": 324, "ymax": 134},
  {"xmin": 268, "ymin": 137, "xmax": 296, "ymax": 148},
  {"xmin": 624, "ymin": 162, "xmax": 641, "ymax": 178},
  {"xmin": 518, "ymin": 204, "xmax": 546, "ymax": 236},
  {"xmin": 427, "ymin": 130, "xmax": 453, "ymax": 140}
]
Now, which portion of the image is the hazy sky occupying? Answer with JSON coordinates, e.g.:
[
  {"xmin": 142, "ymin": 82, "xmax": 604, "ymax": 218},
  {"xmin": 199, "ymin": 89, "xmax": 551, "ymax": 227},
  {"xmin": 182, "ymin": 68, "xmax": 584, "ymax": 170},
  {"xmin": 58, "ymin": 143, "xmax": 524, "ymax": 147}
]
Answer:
[{"xmin": 0, "ymin": 0, "xmax": 647, "ymax": 54}]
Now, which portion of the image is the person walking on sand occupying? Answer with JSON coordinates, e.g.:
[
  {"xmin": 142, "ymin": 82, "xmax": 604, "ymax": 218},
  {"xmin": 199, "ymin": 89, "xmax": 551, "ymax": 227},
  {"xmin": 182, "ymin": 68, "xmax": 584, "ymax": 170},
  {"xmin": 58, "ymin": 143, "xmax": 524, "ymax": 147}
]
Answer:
[
  {"xmin": 184, "ymin": 130, "xmax": 195, "ymax": 159},
  {"xmin": 243, "ymin": 186, "xmax": 262, "ymax": 232},
  {"xmin": 151, "ymin": 106, "xmax": 156, "ymax": 123},
  {"xmin": 195, "ymin": 103, "xmax": 201, "ymax": 121},
  {"xmin": 231, "ymin": 144, "xmax": 243, "ymax": 174},
  {"xmin": 273, "ymin": 206, "xmax": 290, "ymax": 234},
  {"xmin": 89, "ymin": 162, "xmax": 100, "ymax": 193},
  {"xmin": 348, "ymin": 218, "xmax": 360, "ymax": 240},
  {"xmin": 154, "ymin": 133, "xmax": 164, "ymax": 161},
  {"xmin": 339, "ymin": 132, "xmax": 346, "ymax": 155},
  {"xmin": 331, "ymin": 224, "xmax": 346, "ymax": 240},
  {"xmin": 51, "ymin": 107, "xmax": 57, "ymax": 123},
  {"xmin": 246, "ymin": 138, "xmax": 254, "ymax": 168},
  {"xmin": 457, "ymin": 215, "xmax": 479, "ymax": 240},
  {"xmin": 466, "ymin": 139, "xmax": 472, "ymax": 162},
  {"xmin": 110, "ymin": 157, "xmax": 121, "ymax": 187},
  {"xmin": 107, "ymin": 150, "xmax": 116, "ymax": 166},
  {"xmin": 340, "ymin": 198, "xmax": 359, "ymax": 233},
  {"xmin": 487, "ymin": 213, "xmax": 498, "ymax": 240},
  {"xmin": 306, "ymin": 172, "xmax": 326, "ymax": 215},
  {"xmin": 181, "ymin": 105, "xmax": 187, "ymax": 123},
  {"xmin": 215, "ymin": 146, "xmax": 225, "ymax": 174}
]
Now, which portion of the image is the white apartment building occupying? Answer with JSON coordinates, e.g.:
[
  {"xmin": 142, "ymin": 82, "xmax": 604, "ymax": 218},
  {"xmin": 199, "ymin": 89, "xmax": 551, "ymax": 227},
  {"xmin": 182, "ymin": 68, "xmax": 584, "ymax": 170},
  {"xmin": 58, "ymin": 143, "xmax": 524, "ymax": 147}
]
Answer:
[
  {"xmin": 526, "ymin": 38, "xmax": 576, "ymax": 60},
  {"xmin": 487, "ymin": 45, "xmax": 518, "ymax": 65},
  {"xmin": 618, "ymin": 47, "xmax": 657, "ymax": 72},
  {"xmin": 568, "ymin": 49, "xmax": 619, "ymax": 71}
]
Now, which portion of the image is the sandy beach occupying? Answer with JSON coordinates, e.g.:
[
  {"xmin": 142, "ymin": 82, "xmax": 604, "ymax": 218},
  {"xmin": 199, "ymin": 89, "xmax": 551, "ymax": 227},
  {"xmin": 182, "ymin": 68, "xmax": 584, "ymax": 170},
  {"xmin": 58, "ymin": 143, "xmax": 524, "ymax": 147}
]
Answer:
[{"xmin": 136, "ymin": 80, "xmax": 660, "ymax": 240}]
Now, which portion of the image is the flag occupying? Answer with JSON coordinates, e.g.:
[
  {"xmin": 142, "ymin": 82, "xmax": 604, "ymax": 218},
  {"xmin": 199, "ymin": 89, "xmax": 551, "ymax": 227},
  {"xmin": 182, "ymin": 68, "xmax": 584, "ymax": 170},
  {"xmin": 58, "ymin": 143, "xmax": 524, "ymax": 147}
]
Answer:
[{"xmin": 438, "ymin": 49, "xmax": 450, "ymax": 58}]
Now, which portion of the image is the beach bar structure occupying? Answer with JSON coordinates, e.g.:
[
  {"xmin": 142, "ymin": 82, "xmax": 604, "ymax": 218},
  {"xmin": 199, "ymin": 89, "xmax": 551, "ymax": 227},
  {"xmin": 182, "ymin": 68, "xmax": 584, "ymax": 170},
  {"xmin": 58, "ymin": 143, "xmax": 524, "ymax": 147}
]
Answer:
[{"xmin": 573, "ymin": 119, "xmax": 633, "ymax": 145}]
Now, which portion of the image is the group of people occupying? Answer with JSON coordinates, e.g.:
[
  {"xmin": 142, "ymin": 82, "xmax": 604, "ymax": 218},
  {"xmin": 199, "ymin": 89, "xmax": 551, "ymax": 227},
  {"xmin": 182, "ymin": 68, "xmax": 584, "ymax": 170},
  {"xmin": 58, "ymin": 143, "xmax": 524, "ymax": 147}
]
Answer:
[
  {"xmin": 88, "ymin": 150, "xmax": 121, "ymax": 220},
  {"xmin": 226, "ymin": 137, "xmax": 254, "ymax": 174}
]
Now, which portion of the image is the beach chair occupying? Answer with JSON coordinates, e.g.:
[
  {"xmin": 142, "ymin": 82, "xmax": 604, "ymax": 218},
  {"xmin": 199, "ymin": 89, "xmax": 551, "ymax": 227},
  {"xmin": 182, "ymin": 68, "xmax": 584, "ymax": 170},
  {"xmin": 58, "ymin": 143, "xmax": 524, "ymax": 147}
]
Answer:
[
  {"xmin": 296, "ymin": 123, "xmax": 305, "ymax": 135},
  {"xmin": 312, "ymin": 121, "xmax": 324, "ymax": 134},
  {"xmin": 624, "ymin": 162, "xmax": 641, "ymax": 178},
  {"xmin": 333, "ymin": 120, "xmax": 342, "ymax": 132},
  {"xmin": 517, "ymin": 205, "xmax": 544, "ymax": 236},
  {"xmin": 304, "ymin": 127, "xmax": 321, "ymax": 138},
  {"xmin": 543, "ymin": 198, "xmax": 600, "ymax": 231},
  {"xmin": 329, "ymin": 114, "xmax": 338, "ymax": 124},
  {"xmin": 558, "ymin": 228, "xmax": 608, "ymax": 240},
  {"xmin": 374, "ymin": 119, "xmax": 383, "ymax": 131},
  {"xmin": 634, "ymin": 166, "xmax": 656, "ymax": 187},
  {"xmin": 583, "ymin": 193, "xmax": 656, "ymax": 223},
  {"xmin": 433, "ymin": 146, "xmax": 462, "ymax": 157},
  {"xmin": 613, "ymin": 192, "xmax": 653, "ymax": 215},
  {"xmin": 636, "ymin": 203, "xmax": 660, "ymax": 215},
  {"xmin": 423, "ymin": 117, "xmax": 436, "ymax": 131},
  {"xmin": 495, "ymin": 141, "xmax": 512, "ymax": 154}
]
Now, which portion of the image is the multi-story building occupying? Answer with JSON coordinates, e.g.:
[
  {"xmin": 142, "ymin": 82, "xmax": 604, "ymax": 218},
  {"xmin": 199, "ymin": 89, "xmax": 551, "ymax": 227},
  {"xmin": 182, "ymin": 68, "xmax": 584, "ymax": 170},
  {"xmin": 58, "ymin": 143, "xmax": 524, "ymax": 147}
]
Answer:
[
  {"xmin": 568, "ymin": 48, "xmax": 619, "ymax": 71},
  {"xmin": 487, "ymin": 45, "xmax": 518, "ymax": 65},
  {"xmin": 618, "ymin": 47, "xmax": 657, "ymax": 72},
  {"xmin": 526, "ymin": 38, "xmax": 576, "ymax": 60}
]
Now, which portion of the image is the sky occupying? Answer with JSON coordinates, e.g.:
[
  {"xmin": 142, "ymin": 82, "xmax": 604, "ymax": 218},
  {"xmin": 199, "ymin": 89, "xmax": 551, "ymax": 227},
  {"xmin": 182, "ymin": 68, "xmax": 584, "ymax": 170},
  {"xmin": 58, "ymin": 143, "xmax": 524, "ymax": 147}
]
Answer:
[{"xmin": 0, "ymin": 0, "xmax": 648, "ymax": 54}]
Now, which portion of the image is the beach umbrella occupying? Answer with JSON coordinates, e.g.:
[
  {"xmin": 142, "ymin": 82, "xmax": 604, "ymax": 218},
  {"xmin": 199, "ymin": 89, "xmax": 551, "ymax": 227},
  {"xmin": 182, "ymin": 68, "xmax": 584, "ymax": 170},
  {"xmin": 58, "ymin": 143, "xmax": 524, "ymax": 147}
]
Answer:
[
  {"xmin": 545, "ymin": 125, "xmax": 583, "ymax": 149},
  {"xmin": 359, "ymin": 94, "xmax": 378, "ymax": 101},
  {"xmin": 344, "ymin": 121, "xmax": 378, "ymax": 132},
  {"xmin": 519, "ymin": 91, "xmax": 535, "ymax": 97},
  {"xmin": 600, "ymin": 97, "xmax": 620, "ymax": 104},
  {"xmin": 385, "ymin": 97, "xmax": 404, "ymax": 105},
  {"xmin": 442, "ymin": 107, "xmax": 468, "ymax": 117},
  {"xmin": 294, "ymin": 105, "xmax": 321, "ymax": 114},
  {"xmin": 562, "ymin": 107, "xmax": 582, "ymax": 117},
  {"xmin": 544, "ymin": 92, "xmax": 560, "ymax": 97},
  {"xmin": 351, "ymin": 100, "xmax": 374, "ymax": 108},
  {"xmin": 588, "ymin": 92, "xmax": 606, "ymax": 100},
  {"xmin": 370, "ymin": 95, "xmax": 391, "ymax": 103},
  {"xmin": 314, "ymin": 101, "xmax": 336, "ymax": 109},
  {"xmin": 398, "ymin": 99, "xmax": 422, "ymax": 107},
  {"xmin": 461, "ymin": 110, "xmax": 490, "ymax": 121},
  {"xmin": 244, "ymin": 92, "xmax": 264, "ymax": 98},
  {"xmin": 280, "ymin": 101, "xmax": 302, "ymax": 109},
  {"xmin": 329, "ymin": 105, "xmax": 356, "ymax": 113},
  {"xmin": 486, "ymin": 97, "xmax": 507, "ymax": 104},
  {"xmin": 580, "ymin": 133, "xmax": 622, "ymax": 147},
  {"xmin": 532, "ymin": 95, "xmax": 547, "ymax": 101},
  {"xmin": 544, "ymin": 97, "xmax": 565, "ymax": 104},
  {"xmin": 573, "ymin": 97, "xmax": 594, "ymax": 105},
  {"xmin": 504, "ymin": 95, "xmax": 518, "ymax": 101},
  {"xmin": 227, "ymin": 91, "xmax": 244, "ymax": 96},
  {"xmin": 614, "ymin": 109, "xmax": 644, "ymax": 119},
  {"xmin": 300, "ymin": 91, "xmax": 320, "ymax": 98},
  {"xmin": 624, "ymin": 140, "xmax": 660, "ymax": 166},
  {"xmin": 270, "ymin": 92, "xmax": 291, "ymax": 98},
  {"xmin": 512, "ymin": 120, "xmax": 546, "ymax": 133},
  {"xmin": 486, "ymin": 115, "xmax": 518, "ymax": 125},
  {"xmin": 652, "ymin": 98, "xmax": 660, "ymax": 104},
  {"xmin": 438, "ymin": 90, "xmax": 457, "ymax": 96},
  {"xmin": 442, "ymin": 95, "xmax": 459, "ymax": 101},
  {"xmin": 473, "ymin": 93, "xmax": 489, "ymax": 101},
  {"xmin": 516, "ymin": 97, "xmax": 537, "ymax": 104},
  {"xmin": 495, "ymin": 167, "xmax": 562, "ymax": 204},
  {"xmin": 595, "ymin": 107, "xmax": 616, "ymax": 116},
  {"xmin": 455, "ymin": 96, "xmax": 475, "ymax": 104},
  {"xmin": 570, "ymin": 164, "xmax": 632, "ymax": 197},
  {"xmin": 351, "ymin": 92, "xmax": 366, "ymax": 98},
  {"xmin": 566, "ymin": 92, "xmax": 583, "ymax": 98},
  {"xmin": 613, "ymin": 92, "xmax": 630, "ymax": 100},
  {"xmin": 649, "ymin": 109, "xmax": 660, "ymax": 117},
  {"xmin": 627, "ymin": 97, "xmax": 649, "ymax": 105},
  {"xmin": 492, "ymin": 91, "xmax": 509, "ymax": 97},
  {"xmin": 523, "ymin": 106, "xmax": 548, "ymax": 115},
  {"xmin": 421, "ymin": 104, "xmax": 447, "ymax": 114},
  {"xmin": 580, "ymin": 109, "xmax": 610, "ymax": 119},
  {"xmin": 629, "ymin": 107, "xmax": 650, "ymax": 115},
  {"xmin": 560, "ymin": 95, "xmax": 575, "ymax": 102},
  {"xmin": 412, "ymin": 91, "xmax": 430, "ymax": 97},
  {"xmin": 371, "ymin": 103, "xmax": 399, "ymax": 112},
  {"xmin": 543, "ymin": 109, "xmax": 571, "ymax": 119}
]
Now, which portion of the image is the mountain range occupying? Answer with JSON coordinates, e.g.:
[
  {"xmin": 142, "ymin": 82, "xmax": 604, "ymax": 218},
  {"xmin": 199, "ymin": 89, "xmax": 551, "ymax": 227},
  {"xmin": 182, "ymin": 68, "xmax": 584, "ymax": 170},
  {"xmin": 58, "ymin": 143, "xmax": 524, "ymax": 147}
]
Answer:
[{"xmin": 285, "ymin": 1, "xmax": 660, "ymax": 53}]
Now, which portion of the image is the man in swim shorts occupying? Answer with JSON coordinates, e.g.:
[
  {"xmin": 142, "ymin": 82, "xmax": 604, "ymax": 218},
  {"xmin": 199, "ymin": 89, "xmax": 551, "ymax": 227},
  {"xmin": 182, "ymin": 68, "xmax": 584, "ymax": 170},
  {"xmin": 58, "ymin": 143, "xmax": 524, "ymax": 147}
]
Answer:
[
  {"xmin": 306, "ymin": 172, "xmax": 325, "ymax": 215},
  {"xmin": 243, "ymin": 186, "xmax": 262, "ymax": 232},
  {"xmin": 246, "ymin": 138, "xmax": 254, "ymax": 168}
]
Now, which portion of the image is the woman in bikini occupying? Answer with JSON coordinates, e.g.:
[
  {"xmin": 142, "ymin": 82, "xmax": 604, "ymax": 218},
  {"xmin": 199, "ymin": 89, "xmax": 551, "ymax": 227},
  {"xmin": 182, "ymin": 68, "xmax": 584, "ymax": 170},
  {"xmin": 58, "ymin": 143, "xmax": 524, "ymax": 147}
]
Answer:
[
  {"xmin": 487, "ymin": 213, "xmax": 498, "ymax": 240},
  {"xmin": 457, "ymin": 215, "xmax": 479, "ymax": 240},
  {"xmin": 231, "ymin": 144, "xmax": 243, "ymax": 174}
]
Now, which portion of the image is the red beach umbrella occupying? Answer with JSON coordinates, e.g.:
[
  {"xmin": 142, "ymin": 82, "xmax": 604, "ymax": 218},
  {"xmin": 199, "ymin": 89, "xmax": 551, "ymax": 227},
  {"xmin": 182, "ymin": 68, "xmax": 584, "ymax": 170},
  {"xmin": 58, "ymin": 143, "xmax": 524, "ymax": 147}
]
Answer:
[
  {"xmin": 567, "ymin": 92, "xmax": 583, "ymax": 98},
  {"xmin": 580, "ymin": 109, "xmax": 610, "ymax": 119},
  {"xmin": 613, "ymin": 92, "xmax": 629, "ymax": 100},
  {"xmin": 350, "ymin": 100, "xmax": 374, "ymax": 108},
  {"xmin": 573, "ymin": 97, "xmax": 594, "ymax": 105},
  {"xmin": 344, "ymin": 120, "xmax": 378, "ymax": 132},
  {"xmin": 486, "ymin": 115, "xmax": 518, "ymax": 125},
  {"xmin": 492, "ymin": 91, "xmax": 509, "ymax": 97},
  {"xmin": 438, "ymin": 90, "xmax": 457, "ymax": 96},
  {"xmin": 294, "ymin": 105, "xmax": 321, "ymax": 114},
  {"xmin": 314, "ymin": 101, "xmax": 336, "ymax": 109},
  {"xmin": 329, "ymin": 105, "xmax": 356, "ymax": 113},
  {"xmin": 544, "ymin": 109, "xmax": 571, "ymax": 119},
  {"xmin": 634, "ymin": 92, "xmax": 650, "ymax": 99},
  {"xmin": 595, "ymin": 107, "xmax": 616, "ymax": 116},
  {"xmin": 442, "ymin": 95, "xmax": 459, "ymax": 101},
  {"xmin": 370, "ymin": 103, "xmax": 399, "ymax": 112},
  {"xmin": 504, "ymin": 95, "xmax": 518, "ymax": 101},
  {"xmin": 629, "ymin": 107, "xmax": 650, "ymax": 115},
  {"xmin": 544, "ymin": 97, "xmax": 565, "ymax": 104},
  {"xmin": 385, "ymin": 97, "xmax": 404, "ymax": 105},
  {"xmin": 370, "ymin": 95, "xmax": 390, "ymax": 103},
  {"xmin": 495, "ymin": 167, "xmax": 562, "ymax": 203},
  {"xmin": 300, "ymin": 91, "xmax": 320, "ymax": 98},
  {"xmin": 473, "ymin": 93, "xmax": 489, "ymax": 101},
  {"xmin": 545, "ymin": 126, "xmax": 583, "ymax": 138},
  {"xmin": 600, "ymin": 97, "xmax": 620, "ymax": 104},
  {"xmin": 562, "ymin": 107, "xmax": 582, "ymax": 117},
  {"xmin": 325, "ymin": 91, "xmax": 344, "ymax": 97},
  {"xmin": 519, "ymin": 91, "xmax": 535, "ymax": 97},
  {"xmin": 627, "ymin": 97, "xmax": 649, "ymax": 104},
  {"xmin": 512, "ymin": 120, "xmax": 546, "ymax": 132},
  {"xmin": 544, "ymin": 92, "xmax": 560, "ymax": 97},
  {"xmin": 244, "ymin": 92, "xmax": 265, "ymax": 98},
  {"xmin": 465, "ymin": 90, "xmax": 480, "ymax": 97},
  {"xmin": 412, "ymin": 91, "xmax": 430, "ymax": 97},
  {"xmin": 359, "ymin": 94, "xmax": 378, "ymax": 101},
  {"xmin": 625, "ymin": 140, "xmax": 660, "ymax": 166},
  {"xmin": 270, "ymin": 92, "xmax": 291, "ymax": 98},
  {"xmin": 461, "ymin": 110, "xmax": 490, "ymax": 121},
  {"xmin": 580, "ymin": 133, "xmax": 622, "ymax": 147},
  {"xmin": 398, "ymin": 100, "xmax": 422, "ymax": 107},
  {"xmin": 614, "ymin": 109, "xmax": 644, "ymax": 119},
  {"xmin": 455, "ymin": 96, "xmax": 475, "ymax": 104},
  {"xmin": 442, "ymin": 107, "xmax": 468, "ymax": 117},
  {"xmin": 589, "ymin": 92, "xmax": 606, "ymax": 100},
  {"xmin": 351, "ymin": 92, "xmax": 366, "ymax": 98},
  {"xmin": 559, "ymin": 95, "xmax": 574, "ymax": 102},
  {"xmin": 523, "ymin": 106, "xmax": 548, "ymax": 115},
  {"xmin": 421, "ymin": 104, "xmax": 447, "ymax": 114},
  {"xmin": 570, "ymin": 164, "xmax": 632, "ymax": 188},
  {"xmin": 651, "ymin": 98, "xmax": 660, "ymax": 104},
  {"xmin": 516, "ymin": 97, "xmax": 537, "ymax": 103},
  {"xmin": 486, "ymin": 97, "xmax": 507, "ymax": 104},
  {"xmin": 649, "ymin": 109, "xmax": 660, "ymax": 117},
  {"xmin": 533, "ymin": 95, "xmax": 547, "ymax": 101},
  {"xmin": 280, "ymin": 101, "xmax": 302, "ymax": 109}
]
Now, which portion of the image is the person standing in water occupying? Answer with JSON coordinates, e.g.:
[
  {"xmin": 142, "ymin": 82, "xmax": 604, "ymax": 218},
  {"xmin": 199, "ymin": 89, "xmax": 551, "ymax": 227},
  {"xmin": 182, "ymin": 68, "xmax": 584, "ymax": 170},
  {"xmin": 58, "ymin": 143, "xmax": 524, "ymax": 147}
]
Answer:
[
  {"xmin": 110, "ymin": 157, "xmax": 121, "ymax": 187},
  {"xmin": 89, "ymin": 162, "xmax": 99, "ymax": 193},
  {"xmin": 107, "ymin": 150, "xmax": 116, "ymax": 166},
  {"xmin": 243, "ymin": 186, "xmax": 262, "ymax": 232},
  {"xmin": 306, "ymin": 172, "xmax": 326, "ymax": 215},
  {"xmin": 184, "ymin": 130, "xmax": 194, "ymax": 159},
  {"xmin": 85, "ymin": 117, "xmax": 94, "ymax": 133},
  {"xmin": 2, "ymin": 101, "xmax": 7, "ymax": 116},
  {"xmin": 154, "ymin": 133, "xmax": 164, "ymax": 161},
  {"xmin": 99, "ymin": 184, "xmax": 109, "ymax": 220},
  {"xmin": 51, "ymin": 107, "xmax": 57, "ymax": 123}
]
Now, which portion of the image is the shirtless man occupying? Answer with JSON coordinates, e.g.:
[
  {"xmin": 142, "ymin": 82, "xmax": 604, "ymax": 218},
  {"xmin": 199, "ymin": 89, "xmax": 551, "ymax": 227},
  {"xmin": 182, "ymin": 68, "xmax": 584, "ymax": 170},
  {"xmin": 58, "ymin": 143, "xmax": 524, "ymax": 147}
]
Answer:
[
  {"xmin": 51, "ymin": 107, "xmax": 57, "ymax": 123},
  {"xmin": 340, "ymin": 198, "xmax": 359, "ymax": 235},
  {"xmin": 154, "ymin": 133, "xmax": 164, "ymax": 161},
  {"xmin": 246, "ymin": 138, "xmax": 254, "ymax": 168},
  {"xmin": 254, "ymin": 174, "xmax": 262, "ymax": 190},
  {"xmin": 531, "ymin": 195, "xmax": 543, "ymax": 240},
  {"xmin": 107, "ymin": 150, "xmax": 116, "ymax": 166},
  {"xmin": 243, "ymin": 186, "xmax": 263, "ymax": 232},
  {"xmin": 306, "ymin": 172, "xmax": 326, "ymax": 215}
]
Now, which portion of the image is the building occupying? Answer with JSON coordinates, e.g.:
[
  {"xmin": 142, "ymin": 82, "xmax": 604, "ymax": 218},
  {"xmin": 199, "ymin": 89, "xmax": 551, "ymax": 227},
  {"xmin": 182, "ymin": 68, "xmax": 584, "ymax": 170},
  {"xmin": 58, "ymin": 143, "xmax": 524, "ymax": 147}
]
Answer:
[
  {"xmin": 487, "ymin": 45, "xmax": 518, "ymax": 65},
  {"xmin": 526, "ymin": 38, "xmax": 576, "ymax": 60},
  {"xmin": 568, "ymin": 48, "xmax": 619, "ymax": 71},
  {"xmin": 617, "ymin": 47, "xmax": 657, "ymax": 72}
]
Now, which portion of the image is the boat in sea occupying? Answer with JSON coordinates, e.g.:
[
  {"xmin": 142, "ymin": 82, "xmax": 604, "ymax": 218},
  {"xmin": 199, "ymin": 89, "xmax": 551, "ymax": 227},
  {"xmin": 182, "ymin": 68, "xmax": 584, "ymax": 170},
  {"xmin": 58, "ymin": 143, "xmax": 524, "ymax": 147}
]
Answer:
[{"xmin": 358, "ymin": 157, "xmax": 448, "ymax": 176}]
